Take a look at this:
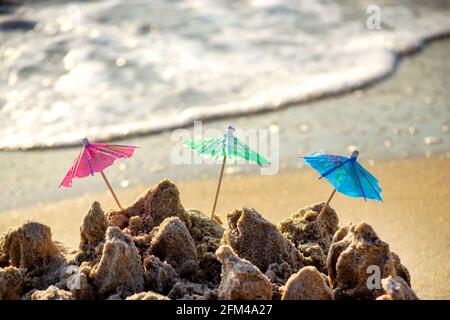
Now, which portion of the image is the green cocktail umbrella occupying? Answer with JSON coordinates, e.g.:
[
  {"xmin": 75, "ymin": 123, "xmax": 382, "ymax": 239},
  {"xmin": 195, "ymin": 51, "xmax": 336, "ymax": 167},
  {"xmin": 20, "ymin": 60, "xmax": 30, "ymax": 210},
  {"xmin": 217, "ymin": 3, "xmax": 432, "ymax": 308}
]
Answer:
[{"xmin": 183, "ymin": 126, "xmax": 269, "ymax": 219}]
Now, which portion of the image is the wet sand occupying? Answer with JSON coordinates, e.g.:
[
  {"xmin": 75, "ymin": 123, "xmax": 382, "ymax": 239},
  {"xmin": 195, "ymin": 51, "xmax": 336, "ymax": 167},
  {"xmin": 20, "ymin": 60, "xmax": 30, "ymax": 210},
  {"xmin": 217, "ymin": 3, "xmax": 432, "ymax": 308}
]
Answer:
[
  {"xmin": 1, "ymin": 156, "xmax": 449, "ymax": 299},
  {"xmin": 1, "ymin": 40, "xmax": 449, "ymax": 212}
]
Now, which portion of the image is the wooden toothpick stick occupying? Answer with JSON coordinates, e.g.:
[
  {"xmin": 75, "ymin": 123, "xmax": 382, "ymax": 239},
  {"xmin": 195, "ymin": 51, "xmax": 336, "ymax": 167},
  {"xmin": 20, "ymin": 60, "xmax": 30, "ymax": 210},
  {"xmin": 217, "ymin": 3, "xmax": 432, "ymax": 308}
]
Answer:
[
  {"xmin": 317, "ymin": 188, "xmax": 336, "ymax": 221},
  {"xmin": 211, "ymin": 156, "xmax": 227, "ymax": 219},
  {"xmin": 100, "ymin": 171, "xmax": 123, "ymax": 210}
]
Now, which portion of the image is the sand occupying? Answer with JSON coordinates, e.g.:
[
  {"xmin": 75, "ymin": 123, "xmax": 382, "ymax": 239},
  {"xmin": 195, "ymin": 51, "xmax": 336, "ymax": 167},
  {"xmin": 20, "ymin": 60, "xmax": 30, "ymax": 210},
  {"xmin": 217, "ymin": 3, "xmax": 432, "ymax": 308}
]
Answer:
[
  {"xmin": 0, "ymin": 156, "xmax": 448, "ymax": 299},
  {"xmin": 1, "ymin": 40, "xmax": 450, "ymax": 213}
]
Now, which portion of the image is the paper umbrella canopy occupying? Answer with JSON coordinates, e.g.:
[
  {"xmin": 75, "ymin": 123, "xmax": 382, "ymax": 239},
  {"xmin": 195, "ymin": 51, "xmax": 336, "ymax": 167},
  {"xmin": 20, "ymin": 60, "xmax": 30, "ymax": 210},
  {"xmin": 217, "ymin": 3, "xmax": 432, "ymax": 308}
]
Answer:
[
  {"xmin": 302, "ymin": 150, "xmax": 382, "ymax": 201},
  {"xmin": 302, "ymin": 150, "xmax": 382, "ymax": 220},
  {"xmin": 183, "ymin": 126, "xmax": 269, "ymax": 166},
  {"xmin": 60, "ymin": 138, "xmax": 137, "ymax": 209},
  {"xmin": 183, "ymin": 126, "xmax": 269, "ymax": 219}
]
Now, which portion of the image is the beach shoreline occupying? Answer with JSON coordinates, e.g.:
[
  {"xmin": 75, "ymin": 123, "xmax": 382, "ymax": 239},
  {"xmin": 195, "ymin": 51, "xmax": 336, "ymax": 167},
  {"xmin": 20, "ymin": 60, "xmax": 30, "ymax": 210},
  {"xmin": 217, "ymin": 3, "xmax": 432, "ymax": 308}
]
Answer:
[
  {"xmin": 1, "ymin": 0, "xmax": 449, "ymax": 302},
  {"xmin": 1, "ymin": 39, "xmax": 450, "ymax": 213},
  {"xmin": 1, "ymin": 2, "xmax": 449, "ymax": 301},
  {"xmin": 1, "ymin": 156, "xmax": 449, "ymax": 299},
  {"xmin": 2, "ymin": 1, "xmax": 450, "ymax": 151}
]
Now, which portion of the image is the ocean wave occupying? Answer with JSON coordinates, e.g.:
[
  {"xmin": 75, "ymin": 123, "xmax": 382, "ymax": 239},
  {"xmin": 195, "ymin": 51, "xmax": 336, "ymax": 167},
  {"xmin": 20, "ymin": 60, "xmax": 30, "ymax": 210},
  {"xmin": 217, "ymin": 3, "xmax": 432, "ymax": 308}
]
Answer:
[{"xmin": 1, "ymin": 0, "xmax": 450, "ymax": 149}]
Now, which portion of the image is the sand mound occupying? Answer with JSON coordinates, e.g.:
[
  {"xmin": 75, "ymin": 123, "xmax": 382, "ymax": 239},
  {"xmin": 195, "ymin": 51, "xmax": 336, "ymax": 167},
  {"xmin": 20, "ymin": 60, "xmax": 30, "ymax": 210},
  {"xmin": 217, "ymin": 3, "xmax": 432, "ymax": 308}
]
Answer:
[
  {"xmin": 106, "ymin": 179, "xmax": 190, "ymax": 232},
  {"xmin": 126, "ymin": 291, "xmax": 170, "ymax": 300},
  {"xmin": 91, "ymin": 227, "xmax": 144, "ymax": 299},
  {"xmin": 281, "ymin": 266, "xmax": 334, "ymax": 300},
  {"xmin": 216, "ymin": 245, "xmax": 273, "ymax": 300},
  {"xmin": 186, "ymin": 209, "xmax": 224, "ymax": 284},
  {"xmin": 143, "ymin": 255, "xmax": 177, "ymax": 294},
  {"xmin": 279, "ymin": 203, "xmax": 339, "ymax": 272},
  {"xmin": 0, "ymin": 221, "xmax": 69, "ymax": 294},
  {"xmin": 0, "ymin": 179, "xmax": 418, "ymax": 300},
  {"xmin": 327, "ymin": 223, "xmax": 414, "ymax": 299},
  {"xmin": 376, "ymin": 275, "xmax": 418, "ymax": 300},
  {"xmin": 0, "ymin": 221, "xmax": 64, "ymax": 272},
  {"xmin": 0, "ymin": 266, "xmax": 24, "ymax": 299},
  {"xmin": 147, "ymin": 217, "xmax": 198, "ymax": 276},
  {"xmin": 31, "ymin": 285, "xmax": 73, "ymax": 300},
  {"xmin": 223, "ymin": 207, "xmax": 308, "ymax": 273},
  {"xmin": 73, "ymin": 201, "xmax": 108, "ymax": 266}
]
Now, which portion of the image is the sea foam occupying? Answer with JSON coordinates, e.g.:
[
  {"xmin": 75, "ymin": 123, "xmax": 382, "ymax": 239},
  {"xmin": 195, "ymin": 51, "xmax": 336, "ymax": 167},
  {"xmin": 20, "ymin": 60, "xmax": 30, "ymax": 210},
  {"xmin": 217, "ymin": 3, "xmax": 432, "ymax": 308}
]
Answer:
[{"xmin": 0, "ymin": 0, "xmax": 449, "ymax": 149}]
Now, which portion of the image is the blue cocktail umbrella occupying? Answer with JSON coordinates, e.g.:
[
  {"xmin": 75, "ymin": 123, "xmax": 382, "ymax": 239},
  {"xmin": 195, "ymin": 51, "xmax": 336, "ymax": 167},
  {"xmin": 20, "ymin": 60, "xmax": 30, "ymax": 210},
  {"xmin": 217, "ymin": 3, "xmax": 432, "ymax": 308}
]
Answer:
[{"xmin": 302, "ymin": 150, "xmax": 382, "ymax": 220}]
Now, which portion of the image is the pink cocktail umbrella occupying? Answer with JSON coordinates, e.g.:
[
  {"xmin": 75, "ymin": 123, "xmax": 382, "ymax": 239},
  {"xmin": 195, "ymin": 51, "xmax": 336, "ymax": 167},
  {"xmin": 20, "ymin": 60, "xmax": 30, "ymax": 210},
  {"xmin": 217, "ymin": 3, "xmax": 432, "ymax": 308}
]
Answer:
[{"xmin": 60, "ymin": 138, "xmax": 137, "ymax": 209}]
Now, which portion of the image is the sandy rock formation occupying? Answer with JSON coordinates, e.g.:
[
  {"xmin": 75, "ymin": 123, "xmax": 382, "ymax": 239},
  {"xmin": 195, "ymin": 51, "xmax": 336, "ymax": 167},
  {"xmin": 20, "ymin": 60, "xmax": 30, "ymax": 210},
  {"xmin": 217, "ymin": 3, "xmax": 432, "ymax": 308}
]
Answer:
[
  {"xmin": 126, "ymin": 291, "xmax": 170, "ymax": 300},
  {"xmin": 31, "ymin": 285, "xmax": 73, "ymax": 300},
  {"xmin": 126, "ymin": 216, "xmax": 145, "ymax": 236},
  {"xmin": 91, "ymin": 227, "xmax": 144, "ymax": 299},
  {"xmin": 223, "ymin": 208, "xmax": 307, "ymax": 273},
  {"xmin": 279, "ymin": 203, "xmax": 339, "ymax": 272},
  {"xmin": 298, "ymin": 244, "xmax": 326, "ymax": 272},
  {"xmin": 281, "ymin": 266, "xmax": 334, "ymax": 300},
  {"xmin": 62, "ymin": 265, "xmax": 95, "ymax": 300},
  {"xmin": 327, "ymin": 223, "xmax": 415, "ymax": 299},
  {"xmin": 216, "ymin": 245, "xmax": 273, "ymax": 300},
  {"xmin": 376, "ymin": 275, "xmax": 419, "ymax": 300},
  {"xmin": 0, "ymin": 221, "xmax": 65, "ymax": 273},
  {"xmin": 106, "ymin": 179, "xmax": 190, "ymax": 232},
  {"xmin": 0, "ymin": 178, "xmax": 422, "ymax": 301},
  {"xmin": 265, "ymin": 262, "xmax": 294, "ymax": 285},
  {"xmin": 186, "ymin": 209, "xmax": 224, "ymax": 283},
  {"xmin": 73, "ymin": 202, "xmax": 108, "ymax": 265},
  {"xmin": 0, "ymin": 222, "xmax": 68, "ymax": 292},
  {"xmin": 390, "ymin": 252, "xmax": 412, "ymax": 287},
  {"xmin": 195, "ymin": 251, "xmax": 223, "ymax": 285},
  {"xmin": 143, "ymin": 255, "xmax": 178, "ymax": 294},
  {"xmin": 148, "ymin": 217, "xmax": 198, "ymax": 276},
  {"xmin": 264, "ymin": 262, "xmax": 295, "ymax": 300},
  {"xmin": 131, "ymin": 233, "xmax": 153, "ymax": 259},
  {"xmin": 0, "ymin": 266, "xmax": 24, "ymax": 299},
  {"xmin": 168, "ymin": 279, "xmax": 217, "ymax": 300},
  {"xmin": 187, "ymin": 209, "xmax": 224, "ymax": 250}
]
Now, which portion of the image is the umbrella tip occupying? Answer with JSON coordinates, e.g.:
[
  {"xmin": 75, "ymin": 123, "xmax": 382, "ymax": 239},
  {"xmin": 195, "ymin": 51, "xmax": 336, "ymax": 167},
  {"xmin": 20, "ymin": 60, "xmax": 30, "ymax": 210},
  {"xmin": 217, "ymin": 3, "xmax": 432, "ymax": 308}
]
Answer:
[
  {"xmin": 350, "ymin": 150, "xmax": 359, "ymax": 160},
  {"xmin": 82, "ymin": 137, "xmax": 90, "ymax": 146}
]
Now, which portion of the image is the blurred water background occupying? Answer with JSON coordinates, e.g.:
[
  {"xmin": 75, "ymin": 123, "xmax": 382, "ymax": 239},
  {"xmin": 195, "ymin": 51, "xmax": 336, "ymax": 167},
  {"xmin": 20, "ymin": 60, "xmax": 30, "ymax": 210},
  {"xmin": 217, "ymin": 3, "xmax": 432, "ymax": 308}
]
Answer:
[
  {"xmin": 1, "ymin": 0, "xmax": 449, "ymax": 149},
  {"xmin": 0, "ymin": 0, "xmax": 449, "ymax": 211}
]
